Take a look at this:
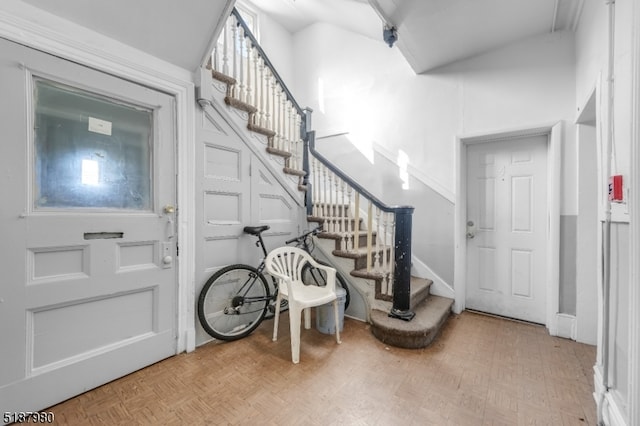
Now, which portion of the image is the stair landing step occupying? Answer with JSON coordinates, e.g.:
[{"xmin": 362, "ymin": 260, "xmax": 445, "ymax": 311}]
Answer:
[{"xmin": 370, "ymin": 295, "xmax": 453, "ymax": 349}]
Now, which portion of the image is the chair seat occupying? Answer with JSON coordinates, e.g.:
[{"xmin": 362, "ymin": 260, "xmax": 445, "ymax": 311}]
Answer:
[{"xmin": 279, "ymin": 280, "xmax": 337, "ymax": 307}]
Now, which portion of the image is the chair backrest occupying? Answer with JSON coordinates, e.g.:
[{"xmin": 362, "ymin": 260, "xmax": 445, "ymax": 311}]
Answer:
[{"xmin": 265, "ymin": 246, "xmax": 314, "ymax": 285}]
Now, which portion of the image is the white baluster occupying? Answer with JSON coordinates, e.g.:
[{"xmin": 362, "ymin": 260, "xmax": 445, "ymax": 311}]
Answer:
[
  {"xmin": 375, "ymin": 207, "xmax": 382, "ymax": 271},
  {"xmin": 381, "ymin": 213, "xmax": 388, "ymax": 294},
  {"xmin": 382, "ymin": 212, "xmax": 390, "ymax": 275},
  {"xmin": 312, "ymin": 158, "xmax": 319, "ymax": 217},
  {"xmin": 279, "ymin": 89, "xmax": 286, "ymax": 151},
  {"xmin": 346, "ymin": 186, "xmax": 353, "ymax": 251},
  {"xmin": 291, "ymin": 109, "xmax": 298, "ymax": 171},
  {"xmin": 222, "ymin": 17, "xmax": 230, "ymax": 75},
  {"xmin": 295, "ymin": 114, "xmax": 302, "ymax": 170},
  {"xmin": 275, "ymin": 86, "xmax": 282, "ymax": 150},
  {"xmin": 245, "ymin": 38, "xmax": 253, "ymax": 106},
  {"xmin": 258, "ymin": 59, "xmax": 265, "ymax": 127},
  {"xmin": 340, "ymin": 179, "xmax": 347, "ymax": 251},
  {"xmin": 212, "ymin": 48, "xmax": 218, "ymax": 72},
  {"xmin": 265, "ymin": 69, "xmax": 273, "ymax": 131},
  {"xmin": 388, "ymin": 214, "xmax": 396, "ymax": 295},
  {"xmin": 287, "ymin": 102, "xmax": 294, "ymax": 158},
  {"xmin": 283, "ymin": 101, "xmax": 291, "ymax": 165},
  {"xmin": 366, "ymin": 201, "xmax": 373, "ymax": 272},
  {"xmin": 231, "ymin": 19, "xmax": 238, "ymax": 97},
  {"xmin": 329, "ymin": 171, "xmax": 338, "ymax": 234},
  {"xmin": 238, "ymin": 26, "xmax": 246, "ymax": 103},
  {"xmin": 321, "ymin": 166, "xmax": 328, "ymax": 229},
  {"xmin": 353, "ymin": 193, "xmax": 360, "ymax": 253}
]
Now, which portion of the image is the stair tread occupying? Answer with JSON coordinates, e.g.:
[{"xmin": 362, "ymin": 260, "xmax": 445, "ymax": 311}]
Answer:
[
  {"xmin": 224, "ymin": 96, "xmax": 257, "ymax": 114},
  {"xmin": 210, "ymin": 69, "xmax": 236, "ymax": 86},
  {"xmin": 283, "ymin": 167, "xmax": 306, "ymax": 177},
  {"xmin": 337, "ymin": 245, "xmax": 390, "ymax": 255},
  {"xmin": 409, "ymin": 276, "xmax": 432, "ymax": 308},
  {"xmin": 370, "ymin": 295, "xmax": 454, "ymax": 348},
  {"xmin": 307, "ymin": 215, "xmax": 360, "ymax": 222},
  {"xmin": 316, "ymin": 230, "xmax": 376, "ymax": 239}
]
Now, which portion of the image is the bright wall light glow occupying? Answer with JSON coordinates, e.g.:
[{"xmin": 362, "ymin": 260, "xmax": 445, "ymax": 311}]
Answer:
[
  {"xmin": 317, "ymin": 77, "xmax": 325, "ymax": 114},
  {"xmin": 81, "ymin": 159, "xmax": 100, "ymax": 185},
  {"xmin": 397, "ymin": 150, "xmax": 409, "ymax": 190}
]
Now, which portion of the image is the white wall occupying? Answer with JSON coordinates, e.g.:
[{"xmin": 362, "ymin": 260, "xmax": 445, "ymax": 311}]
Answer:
[
  {"xmin": 292, "ymin": 23, "xmax": 576, "ymax": 207},
  {"xmin": 255, "ymin": 9, "xmax": 295, "ymax": 88},
  {"xmin": 241, "ymin": 1, "xmax": 295, "ymax": 94},
  {"xmin": 291, "ymin": 22, "xmax": 577, "ymax": 287}
]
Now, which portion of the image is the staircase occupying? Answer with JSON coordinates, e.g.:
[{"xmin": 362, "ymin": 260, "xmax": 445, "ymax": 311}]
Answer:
[
  {"xmin": 308, "ymin": 203, "xmax": 453, "ymax": 349},
  {"xmin": 200, "ymin": 8, "xmax": 453, "ymax": 349}
]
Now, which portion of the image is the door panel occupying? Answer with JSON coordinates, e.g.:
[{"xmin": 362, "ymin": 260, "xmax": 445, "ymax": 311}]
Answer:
[
  {"xmin": 195, "ymin": 100, "xmax": 301, "ymax": 345},
  {"xmin": 466, "ymin": 136, "xmax": 547, "ymax": 323},
  {"xmin": 0, "ymin": 38, "xmax": 177, "ymax": 414}
]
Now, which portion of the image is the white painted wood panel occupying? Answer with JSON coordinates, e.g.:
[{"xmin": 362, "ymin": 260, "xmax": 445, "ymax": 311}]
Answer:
[
  {"xmin": 466, "ymin": 135, "xmax": 547, "ymax": 323},
  {"xmin": 195, "ymin": 99, "xmax": 303, "ymax": 345},
  {"xmin": 0, "ymin": 39, "xmax": 177, "ymax": 414}
]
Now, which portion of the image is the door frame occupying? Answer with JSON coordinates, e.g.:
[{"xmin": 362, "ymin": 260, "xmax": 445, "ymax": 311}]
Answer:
[
  {"xmin": 0, "ymin": 3, "xmax": 224, "ymax": 352},
  {"xmin": 454, "ymin": 122, "xmax": 562, "ymax": 335}
]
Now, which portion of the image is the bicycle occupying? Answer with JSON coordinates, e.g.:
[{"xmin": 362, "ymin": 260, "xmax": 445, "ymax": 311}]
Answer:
[{"xmin": 197, "ymin": 224, "xmax": 350, "ymax": 341}]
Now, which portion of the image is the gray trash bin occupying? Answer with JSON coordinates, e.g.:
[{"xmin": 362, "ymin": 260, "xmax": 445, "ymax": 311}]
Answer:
[{"xmin": 315, "ymin": 287, "xmax": 346, "ymax": 334}]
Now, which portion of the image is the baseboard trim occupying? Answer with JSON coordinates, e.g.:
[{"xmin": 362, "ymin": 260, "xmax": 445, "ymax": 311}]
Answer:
[
  {"xmin": 594, "ymin": 366, "xmax": 630, "ymax": 426},
  {"xmin": 556, "ymin": 313, "xmax": 576, "ymax": 340},
  {"xmin": 411, "ymin": 256, "xmax": 455, "ymax": 300}
]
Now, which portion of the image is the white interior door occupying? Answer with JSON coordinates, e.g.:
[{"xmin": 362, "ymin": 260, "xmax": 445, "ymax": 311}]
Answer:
[
  {"xmin": 465, "ymin": 136, "xmax": 548, "ymax": 323},
  {"xmin": 0, "ymin": 39, "xmax": 177, "ymax": 414}
]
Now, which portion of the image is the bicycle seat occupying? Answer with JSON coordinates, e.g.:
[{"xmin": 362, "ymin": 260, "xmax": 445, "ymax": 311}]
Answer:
[{"xmin": 243, "ymin": 225, "xmax": 270, "ymax": 235}]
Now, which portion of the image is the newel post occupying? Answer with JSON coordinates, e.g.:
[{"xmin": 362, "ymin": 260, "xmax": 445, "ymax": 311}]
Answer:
[{"xmin": 390, "ymin": 206, "xmax": 415, "ymax": 321}]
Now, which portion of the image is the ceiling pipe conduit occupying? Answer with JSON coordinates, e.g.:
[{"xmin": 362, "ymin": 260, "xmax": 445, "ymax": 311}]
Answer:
[{"xmin": 597, "ymin": 0, "xmax": 615, "ymax": 424}]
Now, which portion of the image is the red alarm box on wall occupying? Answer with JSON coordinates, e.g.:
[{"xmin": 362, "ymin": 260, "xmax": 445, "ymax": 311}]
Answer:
[{"xmin": 609, "ymin": 175, "xmax": 623, "ymax": 201}]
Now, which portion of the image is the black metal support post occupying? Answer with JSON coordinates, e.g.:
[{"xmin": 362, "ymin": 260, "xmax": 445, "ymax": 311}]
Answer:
[{"xmin": 389, "ymin": 207, "xmax": 415, "ymax": 321}]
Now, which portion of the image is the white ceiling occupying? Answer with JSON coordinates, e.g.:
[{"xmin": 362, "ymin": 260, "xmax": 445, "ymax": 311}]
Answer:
[
  {"xmin": 20, "ymin": 0, "xmax": 234, "ymax": 71},
  {"xmin": 246, "ymin": 0, "xmax": 381, "ymax": 41},
  {"xmin": 17, "ymin": 0, "xmax": 584, "ymax": 74},
  {"xmin": 246, "ymin": 0, "xmax": 584, "ymax": 74}
]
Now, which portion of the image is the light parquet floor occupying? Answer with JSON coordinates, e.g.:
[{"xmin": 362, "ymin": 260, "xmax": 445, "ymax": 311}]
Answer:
[{"xmin": 45, "ymin": 311, "xmax": 596, "ymax": 425}]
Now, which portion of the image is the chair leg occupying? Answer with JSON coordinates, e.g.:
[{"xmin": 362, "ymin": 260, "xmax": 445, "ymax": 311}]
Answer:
[
  {"xmin": 272, "ymin": 292, "xmax": 282, "ymax": 342},
  {"xmin": 289, "ymin": 306, "xmax": 302, "ymax": 364},
  {"xmin": 333, "ymin": 299, "xmax": 341, "ymax": 344}
]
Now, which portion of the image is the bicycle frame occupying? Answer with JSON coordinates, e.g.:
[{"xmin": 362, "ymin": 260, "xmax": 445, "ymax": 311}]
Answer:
[
  {"xmin": 197, "ymin": 223, "xmax": 347, "ymax": 341},
  {"xmin": 225, "ymin": 266, "xmax": 271, "ymax": 315},
  {"xmin": 239, "ymin": 225, "xmax": 321, "ymax": 306}
]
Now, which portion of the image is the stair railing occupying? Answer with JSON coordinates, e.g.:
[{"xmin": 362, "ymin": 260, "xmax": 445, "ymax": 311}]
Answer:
[
  {"xmin": 209, "ymin": 9, "xmax": 306, "ymax": 179},
  {"xmin": 209, "ymin": 9, "xmax": 415, "ymax": 321},
  {"xmin": 304, "ymin": 115, "xmax": 415, "ymax": 321}
]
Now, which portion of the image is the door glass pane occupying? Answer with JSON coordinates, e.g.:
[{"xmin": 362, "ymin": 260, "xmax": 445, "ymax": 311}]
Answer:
[{"xmin": 34, "ymin": 79, "xmax": 153, "ymax": 210}]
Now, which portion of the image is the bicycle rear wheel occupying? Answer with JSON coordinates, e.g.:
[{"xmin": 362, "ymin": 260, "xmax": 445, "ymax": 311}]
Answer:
[
  {"xmin": 302, "ymin": 260, "xmax": 351, "ymax": 309},
  {"xmin": 198, "ymin": 264, "xmax": 270, "ymax": 341}
]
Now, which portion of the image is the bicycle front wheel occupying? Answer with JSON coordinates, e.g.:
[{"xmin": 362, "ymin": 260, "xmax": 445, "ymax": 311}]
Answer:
[{"xmin": 198, "ymin": 264, "xmax": 270, "ymax": 341}]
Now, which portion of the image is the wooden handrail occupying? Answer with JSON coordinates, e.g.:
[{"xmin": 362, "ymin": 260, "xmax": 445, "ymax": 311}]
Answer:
[
  {"xmin": 306, "ymin": 128, "xmax": 415, "ymax": 321},
  {"xmin": 307, "ymin": 131, "xmax": 414, "ymax": 216},
  {"xmin": 214, "ymin": 9, "xmax": 415, "ymax": 321}
]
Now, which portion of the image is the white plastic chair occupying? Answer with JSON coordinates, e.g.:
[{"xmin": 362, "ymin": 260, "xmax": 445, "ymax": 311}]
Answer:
[{"xmin": 265, "ymin": 246, "xmax": 342, "ymax": 364}]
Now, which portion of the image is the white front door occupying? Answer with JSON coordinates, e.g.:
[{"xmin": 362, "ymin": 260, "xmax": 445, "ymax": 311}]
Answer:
[
  {"xmin": 465, "ymin": 136, "xmax": 548, "ymax": 323},
  {"xmin": 0, "ymin": 39, "xmax": 177, "ymax": 414}
]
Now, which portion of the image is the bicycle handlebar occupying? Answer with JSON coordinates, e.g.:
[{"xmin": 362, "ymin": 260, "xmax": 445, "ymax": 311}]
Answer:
[{"xmin": 285, "ymin": 225, "xmax": 323, "ymax": 245}]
